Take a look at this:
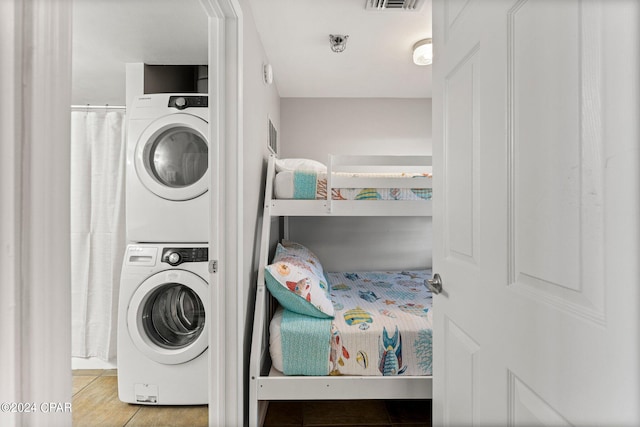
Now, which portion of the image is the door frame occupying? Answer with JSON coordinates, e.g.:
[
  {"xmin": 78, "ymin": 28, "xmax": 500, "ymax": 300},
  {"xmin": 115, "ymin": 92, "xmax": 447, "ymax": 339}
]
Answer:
[
  {"xmin": 199, "ymin": 0, "xmax": 244, "ymax": 425},
  {"xmin": 0, "ymin": 1, "xmax": 73, "ymax": 425},
  {"xmin": 0, "ymin": 1, "xmax": 244, "ymax": 426}
]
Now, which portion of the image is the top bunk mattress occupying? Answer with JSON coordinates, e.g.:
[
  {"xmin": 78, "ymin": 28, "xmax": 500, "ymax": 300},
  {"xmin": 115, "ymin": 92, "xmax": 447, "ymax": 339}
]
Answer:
[{"xmin": 274, "ymin": 170, "xmax": 433, "ymax": 201}]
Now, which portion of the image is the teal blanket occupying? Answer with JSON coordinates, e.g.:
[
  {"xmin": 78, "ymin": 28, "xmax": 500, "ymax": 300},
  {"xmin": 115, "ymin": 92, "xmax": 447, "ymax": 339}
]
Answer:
[
  {"xmin": 281, "ymin": 309, "xmax": 332, "ymax": 375},
  {"xmin": 292, "ymin": 170, "xmax": 318, "ymax": 199}
]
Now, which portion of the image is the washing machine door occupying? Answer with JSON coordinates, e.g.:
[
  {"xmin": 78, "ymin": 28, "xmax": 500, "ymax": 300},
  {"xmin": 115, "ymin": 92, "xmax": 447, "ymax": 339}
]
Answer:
[
  {"xmin": 134, "ymin": 113, "xmax": 208, "ymax": 201},
  {"xmin": 127, "ymin": 269, "xmax": 209, "ymax": 365}
]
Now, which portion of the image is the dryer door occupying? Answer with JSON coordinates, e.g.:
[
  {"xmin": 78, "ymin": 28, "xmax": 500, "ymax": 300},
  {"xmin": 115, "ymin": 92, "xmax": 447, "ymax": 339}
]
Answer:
[
  {"xmin": 127, "ymin": 269, "xmax": 208, "ymax": 365},
  {"xmin": 134, "ymin": 113, "xmax": 208, "ymax": 201}
]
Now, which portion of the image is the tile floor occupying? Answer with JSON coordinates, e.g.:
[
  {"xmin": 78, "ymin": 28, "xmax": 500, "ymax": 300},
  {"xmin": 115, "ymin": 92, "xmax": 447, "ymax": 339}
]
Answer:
[
  {"xmin": 72, "ymin": 370, "xmax": 431, "ymax": 427},
  {"xmin": 72, "ymin": 370, "xmax": 208, "ymax": 427}
]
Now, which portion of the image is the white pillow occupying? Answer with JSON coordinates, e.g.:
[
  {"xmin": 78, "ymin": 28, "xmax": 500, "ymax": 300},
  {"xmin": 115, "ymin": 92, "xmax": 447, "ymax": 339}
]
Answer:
[{"xmin": 275, "ymin": 158, "xmax": 327, "ymax": 173}]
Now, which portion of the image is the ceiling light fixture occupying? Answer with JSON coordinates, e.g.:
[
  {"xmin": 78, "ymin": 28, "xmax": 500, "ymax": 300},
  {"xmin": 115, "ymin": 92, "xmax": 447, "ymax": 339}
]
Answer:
[
  {"xmin": 413, "ymin": 38, "xmax": 433, "ymax": 66},
  {"xmin": 329, "ymin": 34, "xmax": 349, "ymax": 53}
]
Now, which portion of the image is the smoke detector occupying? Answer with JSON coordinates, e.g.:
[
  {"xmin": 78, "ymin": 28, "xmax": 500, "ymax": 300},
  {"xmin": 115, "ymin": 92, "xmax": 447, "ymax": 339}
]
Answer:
[{"xmin": 329, "ymin": 34, "xmax": 349, "ymax": 53}]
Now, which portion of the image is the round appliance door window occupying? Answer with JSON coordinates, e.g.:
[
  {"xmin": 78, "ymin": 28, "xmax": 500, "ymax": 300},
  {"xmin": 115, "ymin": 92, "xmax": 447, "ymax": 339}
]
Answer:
[
  {"xmin": 142, "ymin": 283, "xmax": 205, "ymax": 349},
  {"xmin": 127, "ymin": 269, "xmax": 209, "ymax": 365},
  {"xmin": 134, "ymin": 114, "xmax": 209, "ymax": 201},
  {"xmin": 146, "ymin": 128, "xmax": 207, "ymax": 188}
]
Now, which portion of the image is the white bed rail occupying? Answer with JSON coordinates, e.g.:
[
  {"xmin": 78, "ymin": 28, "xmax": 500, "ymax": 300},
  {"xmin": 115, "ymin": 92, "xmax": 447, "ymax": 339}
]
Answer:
[
  {"xmin": 328, "ymin": 154, "xmax": 431, "ymax": 201},
  {"xmin": 328, "ymin": 154, "xmax": 432, "ymax": 170},
  {"xmin": 249, "ymin": 156, "xmax": 278, "ymax": 426}
]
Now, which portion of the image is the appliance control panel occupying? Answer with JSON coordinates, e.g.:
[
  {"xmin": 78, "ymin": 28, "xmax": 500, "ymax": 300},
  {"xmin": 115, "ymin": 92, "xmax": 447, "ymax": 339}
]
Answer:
[
  {"xmin": 168, "ymin": 95, "xmax": 208, "ymax": 110},
  {"xmin": 161, "ymin": 247, "xmax": 208, "ymax": 266}
]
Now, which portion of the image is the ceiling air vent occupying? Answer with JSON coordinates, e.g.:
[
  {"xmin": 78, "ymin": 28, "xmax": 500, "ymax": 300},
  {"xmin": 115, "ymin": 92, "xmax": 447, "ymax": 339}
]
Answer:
[{"xmin": 365, "ymin": 0, "xmax": 423, "ymax": 11}]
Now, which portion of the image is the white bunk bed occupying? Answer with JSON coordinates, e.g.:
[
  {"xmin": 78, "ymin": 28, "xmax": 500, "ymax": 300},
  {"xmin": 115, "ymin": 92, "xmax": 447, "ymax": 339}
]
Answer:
[{"xmin": 249, "ymin": 154, "xmax": 433, "ymax": 427}]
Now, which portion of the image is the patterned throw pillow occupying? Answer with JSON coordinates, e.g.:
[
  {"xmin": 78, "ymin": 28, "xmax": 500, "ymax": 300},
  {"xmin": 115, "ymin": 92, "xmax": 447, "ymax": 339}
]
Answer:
[
  {"xmin": 276, "ymin": 241, "xmax": 324, "ymax": 279},
  {"xmin": 265, "ymin": 243, "xmax": 333, "ymax": 319}
]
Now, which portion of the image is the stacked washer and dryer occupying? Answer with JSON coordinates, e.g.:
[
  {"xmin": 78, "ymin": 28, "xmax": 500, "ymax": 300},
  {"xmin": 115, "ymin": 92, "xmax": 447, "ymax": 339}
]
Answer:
[{"xmin": 118, "ymin": 94, "xmax": 210, "ymax": 405}]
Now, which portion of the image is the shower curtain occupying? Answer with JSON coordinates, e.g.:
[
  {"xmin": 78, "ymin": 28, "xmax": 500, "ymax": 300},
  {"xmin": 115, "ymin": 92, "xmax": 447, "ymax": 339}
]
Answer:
[{"xmin": 70, "ymin": 109, "xmax": 126, "ymax": 362}]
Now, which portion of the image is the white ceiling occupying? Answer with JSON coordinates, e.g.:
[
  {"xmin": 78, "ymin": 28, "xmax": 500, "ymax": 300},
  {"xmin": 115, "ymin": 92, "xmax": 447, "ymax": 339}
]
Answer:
[
  {"xmin": 72, "ymin": 0, "xmax": 432, "ymax": 105},
  {"xmin": 248, "ymin": 0, "xmax": 432, "ymax": 98}
]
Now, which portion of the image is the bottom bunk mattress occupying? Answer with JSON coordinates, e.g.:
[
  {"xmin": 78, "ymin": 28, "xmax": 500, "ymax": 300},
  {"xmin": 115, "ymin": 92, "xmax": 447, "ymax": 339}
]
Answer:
[{"xmin": 269, "ymin": 270, "xmax": 433, "ymax": 377}]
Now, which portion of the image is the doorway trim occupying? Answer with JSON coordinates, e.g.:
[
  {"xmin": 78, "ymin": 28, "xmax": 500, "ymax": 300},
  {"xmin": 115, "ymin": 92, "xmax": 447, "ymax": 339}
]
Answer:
[
  {"xmin": 1, "ymin": 1, "xmax": 244, "ymax": 426},
  {"xmin": 199, "ymin": 0, "xmax": 244, "ymax": 425},
  {"xmin": 0, "ymin": 0, "xmax": 73, "ymax": 425}
]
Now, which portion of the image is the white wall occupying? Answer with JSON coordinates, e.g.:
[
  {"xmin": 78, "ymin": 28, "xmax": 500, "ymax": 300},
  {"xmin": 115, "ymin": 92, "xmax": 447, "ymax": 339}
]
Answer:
[
  {"xmin": 280, "ymin": 98, "xmax": 433, "ymax": 272},
  {"xmin": 237, "ymin": 0, "xmax": 281, "ymax": 419},
  {"xmin": 280, "ymin": 98, "xmax": 432, "ymax": 162},
  {"xmin": 241, "ymin": 3, "xmax": 281, "ymax": 293}
]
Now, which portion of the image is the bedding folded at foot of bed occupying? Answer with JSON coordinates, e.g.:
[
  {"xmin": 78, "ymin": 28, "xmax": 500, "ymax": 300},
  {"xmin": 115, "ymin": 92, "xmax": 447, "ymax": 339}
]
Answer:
[{"xmin": 280, "ymin": 309, "xmax": 332, "ymax": 375}]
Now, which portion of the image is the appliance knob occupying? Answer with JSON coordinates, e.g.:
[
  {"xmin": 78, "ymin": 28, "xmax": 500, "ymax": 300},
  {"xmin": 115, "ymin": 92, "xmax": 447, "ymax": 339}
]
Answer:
[
  {"xmin": 175, "ymin": 97, "xmax": 187, "ymax": 109},
  {"xmin": 168, "ymin": 252, "xmax": 181, "ymax": 265}
]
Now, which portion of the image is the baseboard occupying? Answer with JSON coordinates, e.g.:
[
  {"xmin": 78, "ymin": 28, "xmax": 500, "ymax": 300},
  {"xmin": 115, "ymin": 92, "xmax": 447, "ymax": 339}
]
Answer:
[{"xmin": 72, "ymin": 357, "xmax": 117, "ymax": 370}]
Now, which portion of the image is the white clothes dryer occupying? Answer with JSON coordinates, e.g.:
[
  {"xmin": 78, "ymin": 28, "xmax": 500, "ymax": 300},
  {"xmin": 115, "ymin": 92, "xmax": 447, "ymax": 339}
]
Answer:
[
  {"xmin": 118, "ymin": 243, "xmax": 209, "ymax": 405},
  {"xmin": 126, "ymin": 94, "xmax": 209, "ymax": 243}
]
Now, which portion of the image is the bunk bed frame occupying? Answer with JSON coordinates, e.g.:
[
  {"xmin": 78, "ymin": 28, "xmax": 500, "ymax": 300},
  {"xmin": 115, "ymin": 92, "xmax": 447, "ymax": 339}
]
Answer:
[{"xmin": 249, "ymin": 154, "xmax": 433, "ymax": 427}]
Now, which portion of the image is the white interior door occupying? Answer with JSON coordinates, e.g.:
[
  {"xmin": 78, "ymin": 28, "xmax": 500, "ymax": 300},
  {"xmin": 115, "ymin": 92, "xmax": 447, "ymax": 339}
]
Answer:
[{"xmin": 431, "ymin": 0, "xmax": 640, "ymax": 425}]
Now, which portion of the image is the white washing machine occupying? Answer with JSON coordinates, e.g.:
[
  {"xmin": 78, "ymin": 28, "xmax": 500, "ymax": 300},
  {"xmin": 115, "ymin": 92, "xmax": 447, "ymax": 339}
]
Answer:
[
  {"xmin": 118, "ymin": 243, "xmax": 209, "ymax": 405},
  {"xmin": 126, "ymin": 94, "xmax": 209, "ymax": 243}
]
